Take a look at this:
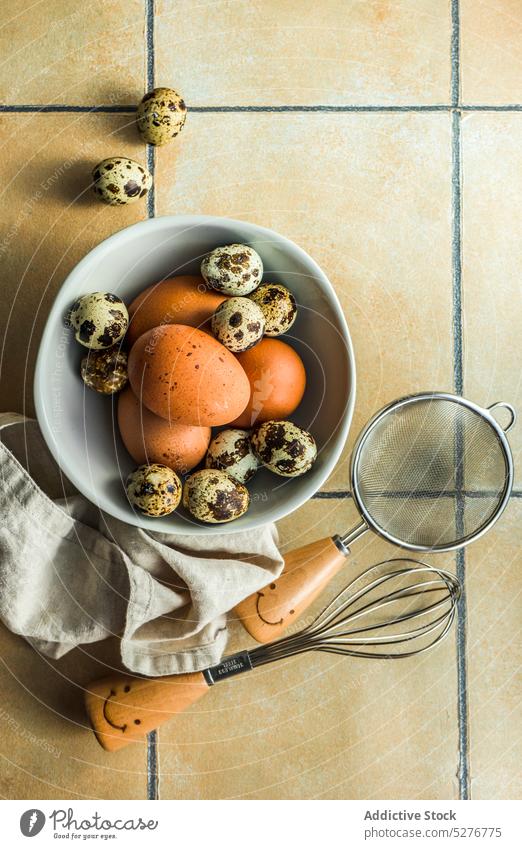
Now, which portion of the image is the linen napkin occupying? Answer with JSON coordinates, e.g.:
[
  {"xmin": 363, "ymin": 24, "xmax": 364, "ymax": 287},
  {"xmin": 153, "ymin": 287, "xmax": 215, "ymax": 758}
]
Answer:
[{"xmin": 0, "ymin": 413, "xmax": 283, "ymax": 676}]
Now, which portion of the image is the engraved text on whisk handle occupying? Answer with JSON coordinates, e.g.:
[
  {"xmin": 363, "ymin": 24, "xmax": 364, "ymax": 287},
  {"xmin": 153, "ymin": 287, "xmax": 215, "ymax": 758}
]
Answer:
[{"xmin": 203, "ymin": 651, "xmax": 254, "ymax": 685}]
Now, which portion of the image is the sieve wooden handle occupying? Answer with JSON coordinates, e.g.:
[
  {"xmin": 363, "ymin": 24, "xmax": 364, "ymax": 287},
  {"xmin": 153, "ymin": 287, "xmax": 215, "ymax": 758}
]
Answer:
[
  {"xmin": 85, "ymin": 671, "xmax": 210, "ymax": 751},
  {"xmin": 235, "ymin": 536, "xmax": 348, "ymax": 643}
]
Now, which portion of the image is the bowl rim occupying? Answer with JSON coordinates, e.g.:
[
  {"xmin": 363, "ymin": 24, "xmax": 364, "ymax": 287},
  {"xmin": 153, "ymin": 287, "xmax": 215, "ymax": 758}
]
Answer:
[{"xmin": 34, "ymin": 214, "xmax": 356, "ymax": 533}]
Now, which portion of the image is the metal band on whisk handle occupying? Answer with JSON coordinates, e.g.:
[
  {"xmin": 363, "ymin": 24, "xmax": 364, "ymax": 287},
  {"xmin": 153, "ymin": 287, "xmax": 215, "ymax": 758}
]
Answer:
[{"xmin": 85, "ymin": 560, "xmax": 460, "ymax": 751}]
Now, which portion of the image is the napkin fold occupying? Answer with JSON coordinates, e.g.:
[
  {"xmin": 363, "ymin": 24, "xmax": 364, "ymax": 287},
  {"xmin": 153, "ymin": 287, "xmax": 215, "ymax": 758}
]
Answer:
[{"xmin": 0, "ymin": 413, "xmax": 283, "ymax": 676}]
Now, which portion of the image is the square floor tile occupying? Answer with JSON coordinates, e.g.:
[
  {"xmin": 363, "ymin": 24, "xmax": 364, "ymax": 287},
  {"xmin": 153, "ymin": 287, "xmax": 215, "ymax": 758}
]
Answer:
[
  {"xmin": 466, "ymin": 499, "xmax": 522, "ymax": 799},
  {"xmin": 0, "ymin": 1, "xmax": 145, "ymax": 105},
  {"xmin": 0, "ymin": 628, "xmax": 147, "ymax": 799},
  {"xmin": 0, "ymin": 113, "xmax": 148, "ymax": 418},
  {"xmin": 158, "ymin": 498, "xmax": 459, "ymax": 799},
  {"xmin": 461, "ymin": 113, "xmax": 522, "ymax": 486},
  {"xmin": 461, "ymin": 0, "xmax": 522, "ymax": 105},
  {"xmin": 155, "ymin": 0, "xmax": 451, "ymax": 106},
  {"xmin": 155, "ymin": 111, "xmax": 455, "ymax": 489}
]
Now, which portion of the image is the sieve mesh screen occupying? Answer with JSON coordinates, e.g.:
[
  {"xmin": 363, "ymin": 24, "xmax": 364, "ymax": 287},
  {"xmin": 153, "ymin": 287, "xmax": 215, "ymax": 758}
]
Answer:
[{"xmin": 354, "ymin": 398, "xmax": 510, "ymax": 548}]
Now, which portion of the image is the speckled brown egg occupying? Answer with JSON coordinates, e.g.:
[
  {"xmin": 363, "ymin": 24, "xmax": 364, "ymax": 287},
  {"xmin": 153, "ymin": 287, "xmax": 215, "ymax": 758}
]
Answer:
[
  {"xmin": 250, "ymin": 283, "xmax": 297, "ymax": 337},
  {"xmin": 92, "ymin": 157, "xmax": 152, "ymax": 205},
  {"xmin": 118, "ymin": 386, "xmax": 210, "ymax": 474},
  {"xmin": 182, "ymin": 469, "xmax": 249, "ymax": 523},
  {"xmin": 211, "ymin": 297, "xmax": 265, "ymax": 352},
  {"xmin": 136, "ymin": 86, "xmax": 187, "ymax": 146},
  {"xmin": 205, "ymin": 429, "xmax": 259, "ymax": 483},
  {"xmin": 251, "ymin": 420, "xmax": 317, "ymax": 477},
  {"xmin": 67, "ymin": 292, "xmax": 129, "ymax": 349},
  {"xmin": 126, "ymin": 275, "xmax": 227, "ymax": 349},
  {"xmin": 201, "ymin": 244, "xmax": 263, "ymax": 296},
  {"xmin": 126, "ymin": 463, "xmax": 182, "ymax": 517},
  {"xmin": 127, "ymin": 324, "xmax": 250, "ymax": 426},
  {"xmin": 81, "ymin": 347, "xmax": 128, "ymax": 394}
]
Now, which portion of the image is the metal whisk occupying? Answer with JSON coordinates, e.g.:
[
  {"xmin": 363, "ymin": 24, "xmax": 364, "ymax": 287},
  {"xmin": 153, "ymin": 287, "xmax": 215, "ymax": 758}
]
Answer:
[
  {"xmin": 207, "ymin": 559, "xmax": 460, "ymax": 682},
  {"xmin": 86, "ymin": 559, "xmax": 461, "ymax": 751}
]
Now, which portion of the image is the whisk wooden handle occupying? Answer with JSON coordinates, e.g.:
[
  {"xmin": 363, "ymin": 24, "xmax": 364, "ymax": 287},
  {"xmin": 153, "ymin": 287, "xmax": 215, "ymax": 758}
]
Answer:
[
  {"xmin": 84, "ymin": 671, "xmax": 209, "ymax": 751},
  {"xmin": 235, "ymin": 536, "xmax": 347, "ymax": 643}
]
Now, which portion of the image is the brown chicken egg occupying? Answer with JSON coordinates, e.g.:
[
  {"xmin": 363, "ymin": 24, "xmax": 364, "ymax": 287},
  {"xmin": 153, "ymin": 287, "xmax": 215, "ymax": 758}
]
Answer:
[
  {"xmin": 118, "ymin": 386, "xmax": 211, "ymax": 474},
  {"xmin": 128, "ymin": 324, "xmax": 250, "ymax": 426},
  {"xmin": 230, "ymin": 338, "xmax": 306, "ymax": 428},
  {"xmin": 126, "ymin": 275, "xmax": 227, "ymax": 349}
]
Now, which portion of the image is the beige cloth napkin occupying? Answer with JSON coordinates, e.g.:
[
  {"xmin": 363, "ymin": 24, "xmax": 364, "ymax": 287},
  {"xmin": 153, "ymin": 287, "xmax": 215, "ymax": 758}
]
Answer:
[{"xmin": 0, "ymin": 413, "xmax": 283, "ymax": 676}]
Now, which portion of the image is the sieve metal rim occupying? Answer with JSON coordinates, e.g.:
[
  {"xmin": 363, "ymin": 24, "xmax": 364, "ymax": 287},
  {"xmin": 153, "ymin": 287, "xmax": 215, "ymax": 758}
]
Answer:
[{"xmin": 349, "ymin": 391, "xmax": 515, "ymax": 553}]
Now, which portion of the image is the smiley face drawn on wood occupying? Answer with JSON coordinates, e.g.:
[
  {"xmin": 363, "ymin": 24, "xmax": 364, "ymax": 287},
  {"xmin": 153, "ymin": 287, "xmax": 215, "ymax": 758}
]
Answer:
[
  {"xmin": 255, "ymin": 583, "xmax": 295, "ymax": 627},
  {"xmin": 102, "ymin": 684, "xmax": 142, "ymax": 734}
]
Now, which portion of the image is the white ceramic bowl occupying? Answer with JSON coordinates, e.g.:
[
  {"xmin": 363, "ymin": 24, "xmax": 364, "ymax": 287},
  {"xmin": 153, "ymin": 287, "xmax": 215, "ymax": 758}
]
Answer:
[{"xmin": 34, "ymin": 216, "xmax": 355, "ymax": 534}]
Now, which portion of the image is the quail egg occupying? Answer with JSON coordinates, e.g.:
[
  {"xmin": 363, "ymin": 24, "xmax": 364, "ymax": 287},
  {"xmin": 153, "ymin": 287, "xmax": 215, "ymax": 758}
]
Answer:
[
  {"xmin": 205, "ymin": 429, "xmax": 259, "ymax": 484},
  {"xmin": 126, "ymin": 463, "xmax": 182, "ymax": 517},
  {"xmin": 136, "ymin": 86, "xmax": 187, "ymax": 145},
  {"xmin": 250, "ymin": 283, "xmax": 297, "ymax": 337},
  {"xmin": 251, "ymin": 420, "xmax": 317, "ymax": 477},
  {"xmin": 81, "ymin": 347, "xmax": 128, "ymax": 394},
  {"xmin": 211, "ymin": 297, "xmax": 265, "ymax": 353},
  {"xmin": 183, "ymin": 469, "xmax": 249, "ymax": 523},
  {"xmin": 66, "ymin": 292, "xmax": 129, "ymax": 349},
  {"xmin": 201, "ymin": 244, "xmax": 263, "ymax": 296},
  {"xmin": 92, "ymin": 157, "xmax": 152, "ymax": 205}
]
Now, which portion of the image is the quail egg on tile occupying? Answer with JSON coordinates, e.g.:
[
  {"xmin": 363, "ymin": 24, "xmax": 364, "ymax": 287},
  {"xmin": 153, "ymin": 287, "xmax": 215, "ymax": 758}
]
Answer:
[
  {"xmin": 66, "ymin": 292, "xmax": 129, "ymax": 349},
  {"xmin": 183, "ymin": 469, "xmax": 249, "ymax": 523},
  {"xmin": 251, "ymin": 420, "xmax": 317, "ymax": 477},
  {"xmin": 205, "ymin": 428, "xmax": 259, "ymax": 484},
  {"xmin": 250, "ymin": 283, "xmax": 297, "ymax": 337},
  {"xmin": 92, "ymin": 157, "xmax": 152, "ymax": 205},
  {"xmin": 81, "ymin": 347, "xmax": 128, "ymax": 394},
  {"xmin": 211, "ymin": 297, "xmax": 265, "ymax": 353},
  {"xmin": 201, "ymin": 244, "xmax": 263, "ymax": 296},
  {"xmin": 136, "ymin": 86, "xmax": 187, "ymax": 145},
  {"xmin": 126, "ymin": 463, "xmax": 182, "ymax": 517}
]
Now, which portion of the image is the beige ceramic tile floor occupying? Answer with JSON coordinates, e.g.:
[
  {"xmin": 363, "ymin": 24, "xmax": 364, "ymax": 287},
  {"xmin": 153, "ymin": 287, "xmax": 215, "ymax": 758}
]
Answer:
[{"xmin": 0, "ymin": 0, "xmax": 521, "ymax": 800}]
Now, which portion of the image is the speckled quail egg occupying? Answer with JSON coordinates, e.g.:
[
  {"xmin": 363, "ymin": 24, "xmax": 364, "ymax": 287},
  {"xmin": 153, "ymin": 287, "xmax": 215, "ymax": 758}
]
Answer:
[
  {"xmin": 126, "ymin": 463, "xmax": 182, "ymax": 517},
  {"xmin": 183, "ymin": 469, "xmax": 249, "ymax": 523},
  {"xmin": 211, "ymin": 297, "xmax": 265, "ymax": 353},
  {"xmin": 201, "ymin": 244, "xmax": 263, "ymax": 296},
  {"xmin": 250, "ymin": 283, "xmax": 297, "ymax": 337},
  {"xmin": 92, "ymin": 157, "xmax": 152, "ymax": 205},
  {"xmin": 136, "ymin": 86, "xmax": 187, "ymax": 146},
  {"xmin": 205, "ymin": 429, "xmax": 259, "ymax": 484},
  {"xmin": 80, "ymin": 347, "xmax": 128, "ymax": 394},
  {"xmin": 66, "ymin": 292, "xmax": 129, "ymax": 349},
  {"xmin": 251, "ymin": 420, "xmax": 317, "ymax": 477}
]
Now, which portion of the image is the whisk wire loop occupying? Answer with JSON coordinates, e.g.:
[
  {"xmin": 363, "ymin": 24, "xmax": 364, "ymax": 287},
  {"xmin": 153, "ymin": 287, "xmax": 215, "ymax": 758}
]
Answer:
[{"xmin": 247, "ymin": 560, "xmax": 460, "ymax": 668}]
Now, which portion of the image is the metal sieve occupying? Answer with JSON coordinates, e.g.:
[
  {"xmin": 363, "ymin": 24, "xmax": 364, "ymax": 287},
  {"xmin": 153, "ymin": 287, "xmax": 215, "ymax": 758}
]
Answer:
[
  {"xmin": 341, "ymin": 392, "xmax": 516, "ymax": 554},
  {"xmin": 236, "ymin": 391, "xmax": 516, "ymax": 645}
]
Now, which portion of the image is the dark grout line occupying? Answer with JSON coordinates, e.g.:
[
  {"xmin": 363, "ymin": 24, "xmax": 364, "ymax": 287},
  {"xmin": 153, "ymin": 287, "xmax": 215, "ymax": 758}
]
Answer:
[
  {"xmin": 145, "ymin": 0, "xmax": 158, "ymax": 798},
  {"xmin": 461, "ymin": 104, "xmax": 522, "ymax": 111},
  {"xmin": 451, "ymin": 0, "xmax": 470, "ymax": 803},
  {"xmin": 451, "ymin": 0, "xmax": 460, "ymax": 107},
  {"xmin": 189, "ymin": 104, "xmax": 452, "ymax": 113},
  {"xmin": 2, "ymin": 103, "xmax": 522, "ymax": 115},
  {"xmin": 146, "ymin": 143, "xmax": 155, "ymax": 217},
  {"xmin": 451, "ymin": 118, "xmax": 463, "ymax": 397},
  {"xmin": 145, "ymin": 0, "xmax": 156, "ymax": 219},
  {"xmin": 455, "ymin": 549, "xmax": 469, "ymax": 799},
  {"xmin": 313, "ymin": 489, "xmax": 521, "ymax": 500},
  {"xmin": 0, "ymin": 104, "xmax": 135, "ymax": 113},
  {"xmin": 146, "ymin": 0, "xmax": 155, "ymax": 93},
  {"xmin": 312, "ymin": 490, "xmax": 352, "ymax": 499},
  {"xmin": 147, "ymin": 730, "xmax": 159, "ymax": 799}
]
